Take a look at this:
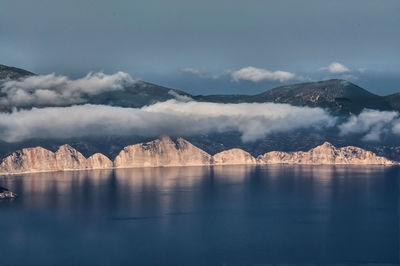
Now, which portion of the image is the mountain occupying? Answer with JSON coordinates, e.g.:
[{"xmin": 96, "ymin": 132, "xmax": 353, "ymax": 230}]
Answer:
[
  {"xmin": 0, "ymin": 144, "xmax": 113, "ymax": 174},
  {"xmin": 114, "ymin": 136, "xmax": 212, "ymax": 167},
  {"xmin": 258, "ymin": 141, "xmax": 393, "ymax": 165},
  {"xmin": 194, "ymin": 79, "xmax": 392, "ymax": 114},
  {"xmin": 84, "ymin": 80, "xmax": 191, "ymax": 108},
  {"xmin": 0, "ymin": 67, "xmax": 190, "ymax": 110},
  {"xmin": 0, "ymin": 64, "xmax": 397, "ymax": 114},
  {"xmin": 253, "ymin": 79, "xmax": 391, "ymax": 113},
  {"xmin": 212, "ymin": 148, "xmax": 257, "ymax": 165},
  {"xmin": 0, "ymin": 64, "xmax": 35, "ymax": 80},
  {"xmin": 0, "ymin": 137, "xmax": 395, "ymax": 175},
  {"xmin": 385, "ymin": 92, "xmax": 400, "ymax": 110},
  {"xmin": 1, "ymin": 64, "xmax": 400, "ymax": 162}
]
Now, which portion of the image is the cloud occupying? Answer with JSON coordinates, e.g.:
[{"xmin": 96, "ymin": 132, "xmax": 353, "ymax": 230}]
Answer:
[
  {"xmin": 390, "ymin": 119, "xmax": 400, "ymax": 135},
  {"xmin": 231, "ymin": 66, "xmax": 297, "ymax": 83},
  {"xmin": 181, "ymin": 67, "xmax": 221, "ymax": 79},
  {"xmin": 181, "ymin": 67, "xmax": 202, "ymax": 76},
  {"xmin": 3, "ymin": 98, "xmax": 400, "ymax": 143},
  {"xmin": 339, "ymin": 109, "xmax": 399, "ymax": 141},
  {"xmin": 167, "ymin": 90, "xmax": 192, "ymax": 102},
  {"xmin": 320, "ymin": 62, "xmax": 350, "ymax": 74},
  {"xmin": 0, "ymin": 100, "xmax": 336, "ymax": 143},
  {"xmin": 0, "ymin": 72, "xmax": 135, "ymax": 107}
]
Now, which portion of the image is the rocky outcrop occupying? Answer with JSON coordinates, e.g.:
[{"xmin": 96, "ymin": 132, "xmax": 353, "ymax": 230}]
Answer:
[
  {"xmin": 87, "ymin": 153, "xmax": 113, "ymax": 169},
  {"xmin": 212, "ymin": 149, "xmax": 257, "ymax": 165},
  {"xmin": 55, "ymin": 145, "xmax": 87, "ymax": 170},
  {"xmin": 114, "ymin": 136, "xmax": 212, "ymax": 168},
  {"xmin": 0, "ymin": 139, "xmax": 396, "ymax": 175},
  {"xmin": 0, "ymin": 190, "xmax": 17, "ymax": 199},
  {"xmin": 0, "ymin": 145, "xmax": 112, "ymax": 174},
  {"xmin": 0, "ymin": 187, "xmax": 17, "ymax": 199},
  {"xmin": 257, "ymin": 142, "xmax": 395, "ymax": 165},
  {"xmin": 0, "ymin": 146, "xmax": 58, "ymax": 173}
]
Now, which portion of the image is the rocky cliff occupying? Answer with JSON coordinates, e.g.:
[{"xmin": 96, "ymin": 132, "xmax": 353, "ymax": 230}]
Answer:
[
  {"xmin": 0, "ymin": 146, "xmax": 58, "ymax": 173},
  {"xmin": 86, "ymin": 153, "xmax": 113, "ymax": 169},
  {"xmin": 114, "ymin": 136, "xmax": 212, "ymax": 168},
  {"xmin": 0, "ymin": 145, "xmax": 112, "ymax": 174},
  {"xmin": 257, "ymin": 142, "xmax": 394, "ymax": 165},
  {"xmin": 55, "ymin": 145, "xmax": 88, "ymax": 170},
  {"xmin": 0, "ymin": 139, "xmax": 396, "ymax": 175},
  {"xmin": 213, "ymin": 148, "xmax": 257, "ymax": 165}
]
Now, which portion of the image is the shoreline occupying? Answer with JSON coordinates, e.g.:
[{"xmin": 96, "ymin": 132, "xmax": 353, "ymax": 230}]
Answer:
[{"xmin": 0, "ymin": 162, "xmax": 396, "ymax": 176}]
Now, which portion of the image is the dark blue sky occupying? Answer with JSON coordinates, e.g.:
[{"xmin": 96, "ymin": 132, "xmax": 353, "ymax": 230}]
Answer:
[{"xmin": 1, "ymin": 0, "xmax": 399, "ymax": 95}]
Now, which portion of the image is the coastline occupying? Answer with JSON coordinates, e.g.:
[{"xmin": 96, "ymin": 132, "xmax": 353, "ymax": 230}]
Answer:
[
  {"xmin": 0, "ymin": 137, "xmax": 396, "ymax": 176},
  {"xmin": 0, "ymin": 161, "xmax": 396, "ymax": 176}
]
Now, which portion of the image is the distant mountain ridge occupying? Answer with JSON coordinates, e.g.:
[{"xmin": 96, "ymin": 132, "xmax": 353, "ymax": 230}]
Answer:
[
  {"xmin": 384, "ymin": 92, "xmax": 400, "ymax": 111},
  {"xmin": 0, "ymin": 64, "xmax": 35, "ymax": 80},
  {"xmin": 84, "ymin": 80, "xmax": 191, "ymax": 108},
  {"xmin": 194, "ymin": 79, "xmax": 393, "ymax": 114},
  {"xmin": 0, "ymin": 64, "xmax": 189, "ymax": 110},
  {"xmin": 0, "ymin": 137, "xmax": 395, "ymax": 175},
  {"xmin": 0, "ymin": 64, "xmax": 399, "ymax": 114}
]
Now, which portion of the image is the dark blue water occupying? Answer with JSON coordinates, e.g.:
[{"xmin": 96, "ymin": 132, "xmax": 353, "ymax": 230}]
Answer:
[{"xmin": 0, "ymin": 165, "xmax": 398, "ymax": 265}]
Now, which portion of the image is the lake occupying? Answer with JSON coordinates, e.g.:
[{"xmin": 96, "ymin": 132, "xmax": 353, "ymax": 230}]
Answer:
[{"xmin": 0, "ymin": 165, "xmax": 399, "ymax": 265}]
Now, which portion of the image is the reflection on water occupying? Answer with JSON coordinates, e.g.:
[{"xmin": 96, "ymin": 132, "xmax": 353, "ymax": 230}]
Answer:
[{"xmin": 0, "ymin": 165, "xmax": 398, "ymax": 265}]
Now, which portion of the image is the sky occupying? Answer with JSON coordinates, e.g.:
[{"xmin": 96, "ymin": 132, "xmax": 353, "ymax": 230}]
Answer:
[{"xmin": 1, "ymin": 0, "xmax": 400, "ymax": 95}]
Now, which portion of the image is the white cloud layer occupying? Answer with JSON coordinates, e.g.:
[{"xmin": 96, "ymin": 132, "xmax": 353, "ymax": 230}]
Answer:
[
  {"xmin": 0, "ymin": 100, "xmax": 336, "ymax": 142},
  {"xmin": 0, "ymin": 72, "xmax": 135, "ymax": 107},
  {"xmin": 231, "ymin": 66, "xmax": 297, "ymax": 83},
  {"xmin": 320, "ymin": 62, "xmax": 350, "ymax": 74},
  {"xmin": 339, "ymin": 109, "xmax": 399, "ymax": 141}
]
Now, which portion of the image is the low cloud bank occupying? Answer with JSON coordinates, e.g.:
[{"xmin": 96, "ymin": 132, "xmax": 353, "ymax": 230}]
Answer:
[
  {"xmin": 0, "ymin": 72, "xmax": 135, "ymax": 107},
  {"xmin": 339, "ymin": 109, "xmax": 400, "ymax": 141},
  {"xmin": 0, "ymin": 100, "xmax": 335, "ymax": 142},
  {"xmin": 1, "ymin": 97, "xmax": 400, "ymax": 143}
]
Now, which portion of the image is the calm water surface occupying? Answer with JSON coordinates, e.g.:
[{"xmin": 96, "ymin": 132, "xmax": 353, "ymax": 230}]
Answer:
[{"xmin": 0, "ymin": 165, "xmax": 399, "ymax": 265}]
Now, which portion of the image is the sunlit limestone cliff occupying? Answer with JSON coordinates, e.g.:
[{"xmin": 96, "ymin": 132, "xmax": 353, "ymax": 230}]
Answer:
[
  {"xmin": 55, "ymin": 145, "xmax": 87, "ymax": 170},
  {"xmin": 0, "ymin": 146, "xmax": 58, "ymax": 173},
  {"xmin": 0, "ymin": 138, "xmax": 395, "ymax": 175},
  {"xmin": 0, "ymin": 145, "xmax": 112, "ymax": 174},
  {"xmin": 114, "ymin": 136, "xmax": 212, "ymax": 168},
  {"xmin": 257, "ymin": 142, "xmax": 394, "ymax": 165},
  {"xmin": 212, "ymin": 149, "xmax": 257, "ymax": 165},
  {"xmin": 86, "ymin": 153, "xmax": 114, "ymax": 169}
]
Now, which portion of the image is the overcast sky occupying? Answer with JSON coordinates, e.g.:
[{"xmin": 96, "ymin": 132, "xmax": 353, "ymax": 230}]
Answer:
[{"xmin": 1, "ymin": 0, "xmax": 399, "ymax": 95}]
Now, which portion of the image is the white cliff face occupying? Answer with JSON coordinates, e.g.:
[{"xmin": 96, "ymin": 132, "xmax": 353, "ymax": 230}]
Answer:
[
  {"xmin": 114, "ymin": 136, "xmax": 212, "ymax": 168},
  {"xmin": 0, "ymin": 145, "xmax": 113, "ymax": 174},
  {"xmin": 257, "ymin": 142, "xmax": 394, "ymax": 165},
  {"xmin": 87, "ymin": 153, "xmax": 113, "ymax": 169},
  {"xmin": 0, "ymin": 146, "xmax": 57, "ymax": 173},
  {"xmin": 213, "ymin": 149, "xmax": 257, "ymax": 165},
  {"xmin": 55, "ymin": 145, "xmax": 87, "ymax": 170},
  {"xmin": 0, "ymin": 139, "xmax": 396, "ymax": 175}
]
